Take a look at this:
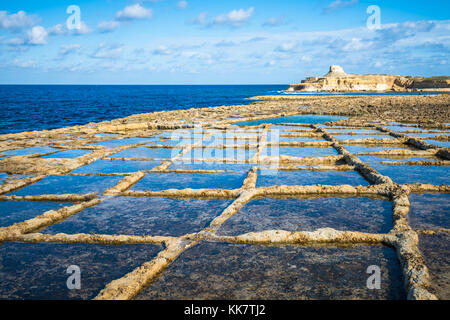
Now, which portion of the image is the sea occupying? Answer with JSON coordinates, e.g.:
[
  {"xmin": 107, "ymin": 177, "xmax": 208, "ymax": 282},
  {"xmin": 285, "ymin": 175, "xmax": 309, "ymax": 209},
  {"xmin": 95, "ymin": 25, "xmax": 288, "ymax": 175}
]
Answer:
[{"xmin": 0, "ymin": 85, "xmax": 445, "ymax": 134}]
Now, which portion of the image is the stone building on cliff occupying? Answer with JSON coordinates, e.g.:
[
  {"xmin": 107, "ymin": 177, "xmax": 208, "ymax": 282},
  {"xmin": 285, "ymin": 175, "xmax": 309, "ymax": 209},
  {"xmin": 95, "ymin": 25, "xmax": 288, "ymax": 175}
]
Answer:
[{"xmin": 288, "ymin": 66, "xmax": 450, "ymax": 92}]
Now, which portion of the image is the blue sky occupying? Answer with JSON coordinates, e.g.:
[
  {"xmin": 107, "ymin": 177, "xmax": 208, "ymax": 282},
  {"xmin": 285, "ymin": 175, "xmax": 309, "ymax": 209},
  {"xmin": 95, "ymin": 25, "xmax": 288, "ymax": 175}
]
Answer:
[{"xmin": 0, "ymin": 0, "xmax": 449, "ymax": 84}]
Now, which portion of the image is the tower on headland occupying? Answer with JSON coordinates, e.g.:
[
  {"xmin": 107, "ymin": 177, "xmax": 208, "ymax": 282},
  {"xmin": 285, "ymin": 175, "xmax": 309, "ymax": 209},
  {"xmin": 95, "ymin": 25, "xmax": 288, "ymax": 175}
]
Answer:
[
  {"xmin": 287, "ymin": 65, "xmax": 450, "ymax": 92},
  {"xmin": 323, "ymin": 65, "xmax": 348, "ymax": 78}
]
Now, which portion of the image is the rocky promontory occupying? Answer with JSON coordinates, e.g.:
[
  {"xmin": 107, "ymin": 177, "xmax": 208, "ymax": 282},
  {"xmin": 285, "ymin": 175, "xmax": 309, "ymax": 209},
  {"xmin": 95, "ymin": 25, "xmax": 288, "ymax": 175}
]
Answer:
[{"xmin": 288, "ymin": 65, "xmax": 450, "ymax": 92}]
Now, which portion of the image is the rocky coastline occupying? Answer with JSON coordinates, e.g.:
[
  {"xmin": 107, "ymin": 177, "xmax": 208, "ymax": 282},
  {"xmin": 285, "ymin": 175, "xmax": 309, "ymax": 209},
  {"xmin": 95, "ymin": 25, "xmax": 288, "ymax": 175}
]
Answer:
[
  {"xmin": 288, "ymin": 66, "xmax": 450, "ymax": 93},
  {"xmin": 0, "ymin": 93, "xmax": 448, "ymax": 300}
]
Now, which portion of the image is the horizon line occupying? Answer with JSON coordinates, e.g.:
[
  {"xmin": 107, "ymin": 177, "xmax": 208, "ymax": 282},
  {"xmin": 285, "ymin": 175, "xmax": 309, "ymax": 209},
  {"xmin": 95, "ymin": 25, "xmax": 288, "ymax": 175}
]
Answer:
[{"xmin": 0, "ymin": 83, "xmax": 289, "ymax": 86}]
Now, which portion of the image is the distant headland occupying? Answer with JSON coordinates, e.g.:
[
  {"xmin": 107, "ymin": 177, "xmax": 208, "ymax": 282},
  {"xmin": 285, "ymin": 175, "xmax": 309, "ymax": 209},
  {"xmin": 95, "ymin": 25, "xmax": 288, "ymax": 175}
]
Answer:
[{"xmin": 288, "ymin": 65, "xmax": 450, "ymax": 92}]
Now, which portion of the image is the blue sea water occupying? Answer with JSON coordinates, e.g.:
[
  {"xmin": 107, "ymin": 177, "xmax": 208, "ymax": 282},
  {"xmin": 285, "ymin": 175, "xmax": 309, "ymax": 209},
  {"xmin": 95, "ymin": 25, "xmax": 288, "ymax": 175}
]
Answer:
[
  {"xmin": 0, "ymin": 85, "xmax": 446, "ymax": 135},
  {"xmin": 0, "ymin": 85, "xmax": 286, "ymax": 134}
]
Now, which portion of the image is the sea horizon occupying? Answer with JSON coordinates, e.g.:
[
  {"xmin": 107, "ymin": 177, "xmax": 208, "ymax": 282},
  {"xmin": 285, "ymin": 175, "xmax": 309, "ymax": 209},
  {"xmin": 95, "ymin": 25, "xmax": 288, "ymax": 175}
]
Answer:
[
  {"xmin": 0, "ymin": 0, "xmax": 448, "ymax": 305},
  {"xmin": 1, "ymin": 84, "xmax": 448, "ymax": 135}
]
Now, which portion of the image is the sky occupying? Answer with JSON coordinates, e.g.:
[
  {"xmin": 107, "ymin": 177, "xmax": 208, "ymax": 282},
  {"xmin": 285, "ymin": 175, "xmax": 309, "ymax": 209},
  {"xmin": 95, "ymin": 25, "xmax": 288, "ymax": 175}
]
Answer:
[{"xmin": 0, "ymin": 0, "xmax": 449, "ymax": 84}]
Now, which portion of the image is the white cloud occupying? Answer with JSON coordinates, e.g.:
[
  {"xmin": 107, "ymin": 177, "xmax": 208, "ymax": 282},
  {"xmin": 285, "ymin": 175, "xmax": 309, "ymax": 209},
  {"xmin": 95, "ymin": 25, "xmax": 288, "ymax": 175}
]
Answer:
[
  {"xmin": 27, "ymin": 25, "xmax": 47, "ymax": 45},
  {"xmin": 275, "ymin": 42, "xmax": 297, "ymax": 52},
  {"xmin": 191, "ymin": 12, "xmax": 208, "ymax": 25},
  {"xmin": 181, "ymin": 51, "xmax": 214, "ymax": 64},
  {"xmin": 96, "ymin": 3, "xmax": 153, "ymax": 32},
  {"xmin": 12, "ymin": 58, "xmax": 37, "ymax": 68},
  {"xmin": 74, "ymin": 22, "xmax": 92, "ymax": 35},
  {"xmin": 343, "ymin": 38, "xmax": 373, "ymax": 51},
  {"xmin": 323, "ymin": 0, "xmax": 359, "ymax": 14},
  {"xmin": 91, "ymin": 42, "xmax": 124, "ymax": 59},
  {"xmin": 60, "ymin": 44, "xmax": 81, "ymax": 55},
  {"xmin": 177, "ymin": 1, "xmax": 188, "ymax": 10},
  {"xmin": 116, "ymin": 4, "xmax": 153, "ymax": 21},
  {"xmin": 48, "ymin": 22, "xmax": 92, "ymax": 36},
  {"xmin": 301, "ymin": 55, "xmax": 312, "ymax": 62},
  {"xmin": 374, "ymin": 61, "xmax": 383, "ymax": 68},
  {"xmin": 152, "ymin": 45, "xmax": 173, "ymax": 55},
  {"xmin": 243, "ymin": 37, "xmax": 267, "ymax": 43},
  {"xmin": 98, "ymin": 21, "xmax": 121, "ymax": 33},
  {"xmin": 210, "ymin": 7, "xmax": 254, "ymax": 27},
  {"xmin": 263, "ymin": 16, "xmax": 285, "ymax": 27},
  {"xmin": 215, "ymin": 40, "xmax": 237, "ymax": 47},
  {"xmin": 0, "ymin": 11, "xmax": 36, "ymax": 31},
  {"xmin": 4, "ymin": 14, "xmax": 448, "ymax": 83},
  {"xmin": 6, "ymin": 37, "xmax": 25, "ymax": 46},
  {"xmin": 48, "ymin": 24, "xmax": 66, "ymax": 35}
]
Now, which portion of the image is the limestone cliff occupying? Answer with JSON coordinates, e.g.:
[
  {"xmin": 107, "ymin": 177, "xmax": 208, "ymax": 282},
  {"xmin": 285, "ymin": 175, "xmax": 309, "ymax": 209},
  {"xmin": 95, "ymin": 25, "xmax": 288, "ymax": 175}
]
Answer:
[{"xmin": 288, "ymin": 66, "xmax": 450, "ymax": 92}]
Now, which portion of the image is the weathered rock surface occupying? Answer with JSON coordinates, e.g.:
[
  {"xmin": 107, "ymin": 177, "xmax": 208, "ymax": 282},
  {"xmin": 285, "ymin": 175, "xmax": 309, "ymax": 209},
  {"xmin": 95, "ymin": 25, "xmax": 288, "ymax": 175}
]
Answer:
[
  {"xmin": 0, "ymin": 92, "xmax": 448, "ymax": 301},
  {"xmin": 288, "ymin": 66, "xmax": 450, "ymax": 92}
]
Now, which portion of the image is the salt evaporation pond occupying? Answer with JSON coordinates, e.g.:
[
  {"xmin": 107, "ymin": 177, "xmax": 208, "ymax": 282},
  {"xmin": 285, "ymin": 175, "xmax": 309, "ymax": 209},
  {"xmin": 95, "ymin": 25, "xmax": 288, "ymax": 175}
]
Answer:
[{"xmin": 234, "ymin": 115, "xmax": 346, "ymax": 126}]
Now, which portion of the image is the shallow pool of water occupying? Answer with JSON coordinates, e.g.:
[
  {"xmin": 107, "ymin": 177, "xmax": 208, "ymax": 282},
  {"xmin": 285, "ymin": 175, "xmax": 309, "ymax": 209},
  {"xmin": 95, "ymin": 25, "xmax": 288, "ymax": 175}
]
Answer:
[
  {"xmin": 41, "ymin": 149, "xmax": 91, "ymax": 159},
  {"xmin": 206, "ymin": 138, "xmax": 259, "ymax": 147},
  {"xmin": 326, "ymin": 128, "xmax": 380, "ymax": 134},
  {"xmin": 220, "ymin": 131, "xmax": 260, "ymax": 139},
  {"xmin": 358, "ymin": 155, "xmax": 439, "ymax": 163},
  {"xmin": 256, "ymin": 169, "xmax": 368, "ymax": 187},
  {"xmin": 90, "ymin": 137, "xmax": 158, "ymax": 147},
  {"xmin": 0, "ymin": 201, "xmax": 75, "ymax": 227},
  {"xmin": 344, "ymin": 144, "xmax": 417, "ymax": 154},
  {"xmin": 384, "ymin": 125, "xmax": 421, "ymax": 132},
  {"xmin": 95, "ymin": 133, "xmax": 119, "ymax": 137},
  {"xmin": 3, "ymin": 146, "xmax": 60, "ymax": 156},
  {"xmin": 418, "ymin": 233, "xmax": 450, "ymax": 300},
  {"xmin": 43, "ymin": 197, "xmax": 231, "ymax": 237},
  {"xmin": 169, "ymin": 160, "xmax": 253, "ymax": 171},
  {"xmin": 0, "ymin": 242, "xmax": 162, "ymax": 299},
  {"xmin": 272, "ymin": 147, "xmax": 338, "ymax": 157},
  {"xmin": 181, "ymin": 147, "xmax": 256, "ymax": 161},
  {"xmin": 269, "ymin": 125, "xmax": 312, "ymax": 132},
  {"xmin": 407, "ymin": 133, "xmax": 445, "ymax": 138},
  {"xmin": 0, "ymin": 172, "xmax": 8, "ymax": 184},
  {"xmin": 336, "ymin": 134, "xmax": 394, "ymax": 141},
  {"xmin": 110, "ymin": 147, "xmax": 180, "ymax": 160},
  {"xmin": 10, "ymin": 175, "xmax": 123, "ymax": 196},
  {"xmin": 370, "ymin": 164, "xmax": 449, "ymax": 185},
  {"xmin": 152, "ymin": 137, "xmax": 201, "ymax": 146},
  {"xmin": 235, "ymin": 115, "xmax": 346, "ymax": 127},
  {"xmin": 136, "ymin": 242, "xmax": 405, "ymax": 300},
  {"xmin": 218, "ymin": 196, "xmax": 392, "ymax": 234},
  {"xmin": 425, "ymin": 140, "xmax": 450, "ymax": 148},
  {"xmin": 71, "ymin": 160, "xmax": 161, "ymax": 174},
  {"xmin": 0, "ymin": 174, "xmax": 35, "ymax": 184},
  {"xmin": 408, "ymin": 193, "xmax": 450, "ymax": 230},
  {"xmin": 268, "ymin": 135, "xmax": 323, "ymax": 143},
  {"xmin": 132, "ymin": 172, "xmax": 246, "ymax": 190}
]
